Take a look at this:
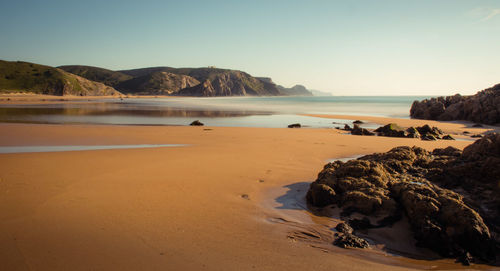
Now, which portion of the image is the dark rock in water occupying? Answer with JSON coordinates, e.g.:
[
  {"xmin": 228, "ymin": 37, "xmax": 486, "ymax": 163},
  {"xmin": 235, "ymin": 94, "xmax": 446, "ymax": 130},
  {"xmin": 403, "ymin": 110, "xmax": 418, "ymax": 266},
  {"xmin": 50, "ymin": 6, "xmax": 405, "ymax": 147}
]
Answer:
[
  {"xmin": 463, "ymin": 131, "xmax": 470, "ymax": 134},
  {"xmin": 333, "ymin": 233, "xmax": 369, "ymax": 249},
  {"xmin": 287, "ymin": 123, "xmax": 301, "ymax": 128},
  {"xmin": 421, "ymin": 134, "xmax": 437, "ymax": 141},
  {"xmin": 472, "ymin": 123, "xmax": 483, "ymax": 128},
  {"xmin": 353, "ymin": 120, "xmax": 364, "ymax": 124},
  {"xmin": 442, "ymin": 135, "xmax": 455, "ymax": 140},
  {"xmin": 375, "ymin": 123, "xmax": 407, "ymax": 137},
  {"xmin": 416, "ymin": 124, "xmax": 443, "ymax": 139},
  {"xmin": 410, "ymin": 83, "xmax": 500, "ymax": 125},
  {"xmin": 343, "ymin": 124, "xmax": 352, "ymax": 131},
  {"xmin": 372, "ymin": 123, "xmax": 446, "ymax": 141},
  {"xmin": 471, "ymin": 134, "xmax": 482, "ymax": 138},
  {"xmin": 406, "ymin": 127, "xmax": 421, "ymax": 138},
  {"xmin": 307, "ymin": 135, "xmax": 500, "ymax": 263},
  {"xmin": 335, "ymin": 223, "xmax": 353, "ymax": 234},
  {"xmin": 351, "ymin": 124, "xmax": 375, "ymax": 136},
  {"xmin": 190, "ymin": 120, "xmax": 204, "ymax": 126}
]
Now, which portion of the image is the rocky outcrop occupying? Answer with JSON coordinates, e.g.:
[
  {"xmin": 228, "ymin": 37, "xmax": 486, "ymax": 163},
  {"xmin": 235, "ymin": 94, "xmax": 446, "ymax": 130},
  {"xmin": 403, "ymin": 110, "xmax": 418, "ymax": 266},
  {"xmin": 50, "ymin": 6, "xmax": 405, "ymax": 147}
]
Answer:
[
  {"xmin": 410, "ymin": 84, "xmax": 500, "ymax": 125},
  {"xmin": 115, "ymin": 71, "xmax": 200, "ymax": 95},
  {"xmin": 333, "ymin": 232, "xmax": 369, "ymax": 249},
  {"xmin": 176, "ymin": 79, "xmax": 216, "ymax": 97},
  {"xmin": 351, "ymin": 124, "xmax": 375, "ymax": 136},
  {"xmin": 352, "ymin": 123, "xmax": 452, "ymax": 141},
  {"xmin": 374, "ymin": 123, "xmax": 407, "ymax": 137},
  {"xmin": 189, "ymin": 120, "xmax": 204, "ymax": 126},
  {"xmin": 307, "ymin": 134, "xmax": 500, "ymax": 264},
  {"xmin": 177, "ymin": 71, "xmax": 281, "ymax": 97}
]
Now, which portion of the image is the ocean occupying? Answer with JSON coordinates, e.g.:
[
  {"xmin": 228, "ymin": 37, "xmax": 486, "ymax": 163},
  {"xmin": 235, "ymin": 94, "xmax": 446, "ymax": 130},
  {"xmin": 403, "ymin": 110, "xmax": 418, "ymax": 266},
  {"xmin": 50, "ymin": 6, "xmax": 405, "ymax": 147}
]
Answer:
[{"xmin": 0, "ymin": 96, "xmax": 430, "ymax": 128}]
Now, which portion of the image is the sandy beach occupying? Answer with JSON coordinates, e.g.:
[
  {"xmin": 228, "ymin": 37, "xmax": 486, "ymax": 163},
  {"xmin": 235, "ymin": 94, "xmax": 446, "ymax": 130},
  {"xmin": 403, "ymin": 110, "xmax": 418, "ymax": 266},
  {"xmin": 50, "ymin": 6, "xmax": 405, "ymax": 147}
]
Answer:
[
  {"xmin": 2, "ymin": 0, "xmax": 499, "ymax": 268},
  {"xmin": 0, "ymin": 115, "xmax": 495, "ymax": 271}
]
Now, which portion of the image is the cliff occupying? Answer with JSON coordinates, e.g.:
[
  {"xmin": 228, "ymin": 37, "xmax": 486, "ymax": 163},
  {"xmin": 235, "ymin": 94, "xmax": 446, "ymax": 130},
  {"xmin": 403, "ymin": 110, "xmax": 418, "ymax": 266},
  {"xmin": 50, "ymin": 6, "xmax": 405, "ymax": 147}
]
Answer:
[
  {"xmin": 115, "ymin": 71, "xmax": 200, "ymax": 95},
  {"xmin": 410, "ymin": 84, "xmax": 500, "ymax": 125}
]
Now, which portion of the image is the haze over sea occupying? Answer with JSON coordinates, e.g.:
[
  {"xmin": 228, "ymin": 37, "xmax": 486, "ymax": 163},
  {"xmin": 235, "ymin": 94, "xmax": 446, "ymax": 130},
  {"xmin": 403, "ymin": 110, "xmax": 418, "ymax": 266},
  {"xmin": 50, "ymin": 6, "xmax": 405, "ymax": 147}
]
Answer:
[{"xmin": 0, "ymin": 96, "xmax": 430, "ymax": 128}]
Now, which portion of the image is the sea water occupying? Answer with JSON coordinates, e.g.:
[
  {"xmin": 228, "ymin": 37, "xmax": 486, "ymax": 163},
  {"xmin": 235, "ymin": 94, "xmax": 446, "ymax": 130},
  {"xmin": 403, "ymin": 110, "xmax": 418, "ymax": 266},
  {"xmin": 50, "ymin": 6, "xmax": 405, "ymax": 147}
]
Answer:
[{"xmin": 0, "ymin": 96, "xmax": 430, "ymax": 128}]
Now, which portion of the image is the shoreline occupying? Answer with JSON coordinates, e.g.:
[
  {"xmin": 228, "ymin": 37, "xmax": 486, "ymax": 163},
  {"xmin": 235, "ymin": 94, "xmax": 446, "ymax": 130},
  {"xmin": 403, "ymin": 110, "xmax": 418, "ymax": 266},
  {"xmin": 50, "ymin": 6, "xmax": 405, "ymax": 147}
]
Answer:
[
  {"xmin": 0, "ymin": 93, "xmax": 177, "ymax": 105},
  {"xmin": 0, "ymin": 121, "xmax": 493, "ymax": 270}
]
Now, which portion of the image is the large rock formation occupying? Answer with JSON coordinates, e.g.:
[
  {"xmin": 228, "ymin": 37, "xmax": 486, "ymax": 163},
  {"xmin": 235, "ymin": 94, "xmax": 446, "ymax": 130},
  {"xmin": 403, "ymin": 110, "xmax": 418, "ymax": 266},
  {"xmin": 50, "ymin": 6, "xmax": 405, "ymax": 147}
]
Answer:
[
  {"xmin": 307, "ymin": 133, "xmax": 500, "ymax": 264},
  {"xmin": 115, "ymin": 71, "xmax": 200, "ymax": 95},
  {"xmin": 176, "ymin": 71, "xmax": 281, "ymax": 96},
  {"xmin": 58, "ymin": 65, "xmax": 132, "ymax": 87},
  {"xmin": 0, "ymin": 60, "xmax": 121, "ymax": 96},
  {"xmin": 410, "ymin": 84, "xmax": 500, "ymax": 125}
]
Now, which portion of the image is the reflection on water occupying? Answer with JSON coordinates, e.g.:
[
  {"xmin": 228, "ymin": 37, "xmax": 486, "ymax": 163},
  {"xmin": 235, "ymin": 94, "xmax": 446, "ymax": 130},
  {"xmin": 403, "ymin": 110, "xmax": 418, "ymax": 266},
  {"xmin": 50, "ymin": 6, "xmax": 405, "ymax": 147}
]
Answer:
[
  {"xmin": 0, "ymin": 102, "xmax": 380, "ymax": 128},
  {"xmin": 0, "ymin": 96, "xmax": 410, "ymax": 128},
  {"xmin": 0, "ymin": 104, "xmax": 264, "ymax": 118},
  {"xmin": 0, "ymin": 144, "xmax": 186, "ymax": 154}
]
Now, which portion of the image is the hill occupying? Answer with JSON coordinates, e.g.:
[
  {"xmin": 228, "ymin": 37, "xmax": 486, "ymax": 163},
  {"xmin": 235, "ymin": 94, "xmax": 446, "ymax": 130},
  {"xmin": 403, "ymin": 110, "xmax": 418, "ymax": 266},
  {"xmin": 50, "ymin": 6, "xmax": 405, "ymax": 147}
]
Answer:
[
  {"xmin": 115, "ymin": 71, "xmax": 200, "ymax": 95},
  {"xmin": 58, "ymin": 64, "xmax": 316, "ymax": 97},
  {"xmin": 0, "ymin": 60, "xmax": 121, "ymax": 96},
  {"xmin": 119, "ymin": 67, "xmax": 282, "ymax": 96},
  {"xmin": 410, "ymin": 83, "xmax": 500, "ymax": 125},
  {"xmin": 58, "ymin": 65, "xmax": 132, "ymax": 87}
]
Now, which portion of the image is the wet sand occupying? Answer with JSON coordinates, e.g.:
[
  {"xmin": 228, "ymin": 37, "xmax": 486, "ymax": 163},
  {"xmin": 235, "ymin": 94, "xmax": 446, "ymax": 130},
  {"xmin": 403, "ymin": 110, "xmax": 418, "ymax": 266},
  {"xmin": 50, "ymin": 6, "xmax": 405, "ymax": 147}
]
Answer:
[
  {"xmin": 1, "ymin": 120, "xmax": 495, "ymax": 271},
  {"xmin": 0, "ymin": 93, "xmax": 169, "ymax": 105},
  {"xmin": 304, "ymin": 114, "xmax": 499, "ymax": 136}
]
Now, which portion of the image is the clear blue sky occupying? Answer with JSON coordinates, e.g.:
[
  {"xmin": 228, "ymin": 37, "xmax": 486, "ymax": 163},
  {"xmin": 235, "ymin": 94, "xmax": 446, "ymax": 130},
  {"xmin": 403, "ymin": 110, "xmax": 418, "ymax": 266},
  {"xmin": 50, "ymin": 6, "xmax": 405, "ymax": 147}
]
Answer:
[{"xmin": 1, "ymin": 0, "xmax": 499, "ymax": 95}]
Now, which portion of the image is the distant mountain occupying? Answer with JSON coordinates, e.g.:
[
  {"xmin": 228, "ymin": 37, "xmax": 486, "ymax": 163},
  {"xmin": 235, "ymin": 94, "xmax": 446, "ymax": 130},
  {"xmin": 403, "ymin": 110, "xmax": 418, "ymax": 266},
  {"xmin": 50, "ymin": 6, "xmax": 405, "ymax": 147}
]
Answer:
[
  {"xmin": 310, "ymin": 89, "xmax": 332, "ymax": 96},
  {"xmin": 0, "ymin": 60, "xmax": 121, "ymax": 96},
  {"xmin": 58, "ymin": 65, "xmax": 132, "ymax": 87},
  {"xmin": 118, "ymin": 67, "xmax": 281, "ymax": 96},
  {"xmin": 115, "ymin": 71, "xmax": 200, "ymax": 95},
  {"xmin": 277, "ymin": 84, "xmax": 313, "ymax": 96},
  {"xmin": 58, "ymin": 64, "xmax": 310, "ymax": 97}
]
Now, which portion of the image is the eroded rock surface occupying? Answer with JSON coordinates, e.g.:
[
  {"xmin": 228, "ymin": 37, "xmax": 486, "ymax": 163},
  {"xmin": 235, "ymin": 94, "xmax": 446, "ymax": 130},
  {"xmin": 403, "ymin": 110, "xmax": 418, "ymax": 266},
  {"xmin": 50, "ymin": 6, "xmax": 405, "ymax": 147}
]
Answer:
[
  {"xmin": 307, "ymin": 134, "xmax": 500, "ymax": 264},
  {"xmin": 410, "ymin": 83, "xmax": 500, "ymax": 125}
]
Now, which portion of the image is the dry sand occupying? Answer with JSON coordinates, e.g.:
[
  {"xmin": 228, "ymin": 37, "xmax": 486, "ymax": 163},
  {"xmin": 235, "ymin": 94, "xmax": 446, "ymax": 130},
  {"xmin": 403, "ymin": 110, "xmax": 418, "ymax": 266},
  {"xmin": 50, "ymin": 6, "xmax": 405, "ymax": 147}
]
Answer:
[{"xmin": 1, "ymin": 120, "xmax": 495, "ymax": 271}]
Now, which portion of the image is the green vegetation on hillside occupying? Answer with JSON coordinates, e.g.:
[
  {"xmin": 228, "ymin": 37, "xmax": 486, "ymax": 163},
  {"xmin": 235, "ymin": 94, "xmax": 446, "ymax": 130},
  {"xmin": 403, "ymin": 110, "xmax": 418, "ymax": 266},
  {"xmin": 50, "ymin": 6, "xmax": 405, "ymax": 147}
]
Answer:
[
  {"xmin": 0, "ymin": 60, "xmax": 76, "ymax": 95},
  {"xmin": 0, "ymin": 60, "xmax": 120, "ymax": 96},
  {"xmin": 58, "ymin": 65, "xmax": 132, "ymax": 87}
]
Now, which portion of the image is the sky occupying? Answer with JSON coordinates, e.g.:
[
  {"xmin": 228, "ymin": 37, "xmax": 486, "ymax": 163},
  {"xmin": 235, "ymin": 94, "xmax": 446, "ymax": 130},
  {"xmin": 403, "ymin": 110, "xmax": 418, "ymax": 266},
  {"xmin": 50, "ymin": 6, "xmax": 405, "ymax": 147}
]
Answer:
[{"xmin": 0, "ymin": 0, "xmax": 499, "ymax": 95}]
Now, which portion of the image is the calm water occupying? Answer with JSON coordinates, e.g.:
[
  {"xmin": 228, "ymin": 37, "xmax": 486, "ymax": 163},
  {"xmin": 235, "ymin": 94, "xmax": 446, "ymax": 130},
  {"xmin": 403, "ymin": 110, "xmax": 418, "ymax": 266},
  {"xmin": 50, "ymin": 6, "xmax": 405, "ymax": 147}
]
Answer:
[{"xmin": 0, "ymin": 96, "xmax": 429, "ymax": 128}]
